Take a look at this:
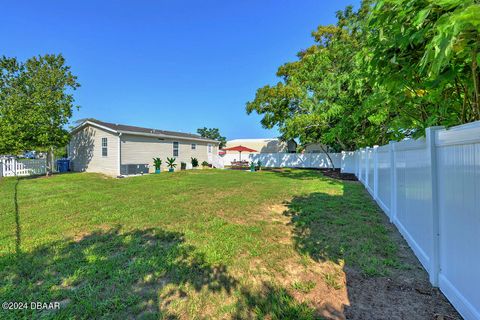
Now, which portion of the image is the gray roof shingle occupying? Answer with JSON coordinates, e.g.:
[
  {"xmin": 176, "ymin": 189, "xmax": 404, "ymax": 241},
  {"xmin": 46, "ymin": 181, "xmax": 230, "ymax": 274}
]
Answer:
[{"xmin": 82, "ymin": 119, "xmax": 218, "ymax": 142}]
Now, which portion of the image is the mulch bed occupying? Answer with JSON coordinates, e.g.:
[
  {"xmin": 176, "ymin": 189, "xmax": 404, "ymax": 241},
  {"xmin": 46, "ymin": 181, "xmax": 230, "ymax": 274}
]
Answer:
[
  {"xmin": 260, "ymin": 167, "xmax": 358, "ymax": 181},
  {"xmin": 317, "ymin": 168, "xmax": 358, "ymax": 181}
]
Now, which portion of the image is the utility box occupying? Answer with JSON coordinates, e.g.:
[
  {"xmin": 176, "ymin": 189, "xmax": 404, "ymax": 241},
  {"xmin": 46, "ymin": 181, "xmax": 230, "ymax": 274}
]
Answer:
[{"xmin": 120, "ymin": 164, "xmax": 149, "ymax": 175}]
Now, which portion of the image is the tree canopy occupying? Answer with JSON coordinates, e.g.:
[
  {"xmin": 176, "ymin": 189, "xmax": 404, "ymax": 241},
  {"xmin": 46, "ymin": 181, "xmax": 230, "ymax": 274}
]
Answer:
[
  {"xmin": 247, "ymin": 0, "xmax": 480, "ymax": 150},
  {"xmin": 0, "ymin": 54, "xmax": 79, "ymax": 155},
  {"xmin": 197, "ymin": 127, "xmax": 227, "ymax": 148}
]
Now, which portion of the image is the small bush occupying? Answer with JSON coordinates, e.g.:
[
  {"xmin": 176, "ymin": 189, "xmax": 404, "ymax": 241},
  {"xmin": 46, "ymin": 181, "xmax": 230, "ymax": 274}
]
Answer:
[
  {"xmin": 152, "ymin": 158, "xmax": 162, "ymax": 170},
  {"xmin": 166, "ymin": 157, "xmax": 177, "ymax": 169},
  {"xmin": 191, "ymin": 157, "xmax": 199, "ymax": 168},
  {"xmin": 201, "ymin": 161, "xmax": 209, "ymax": 168}
]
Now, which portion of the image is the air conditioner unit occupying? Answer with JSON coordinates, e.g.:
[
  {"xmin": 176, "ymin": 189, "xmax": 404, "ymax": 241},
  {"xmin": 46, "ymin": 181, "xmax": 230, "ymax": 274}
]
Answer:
[{"xmin": 120, "ymin": 164, "xmax": 149, "ymax": 175}]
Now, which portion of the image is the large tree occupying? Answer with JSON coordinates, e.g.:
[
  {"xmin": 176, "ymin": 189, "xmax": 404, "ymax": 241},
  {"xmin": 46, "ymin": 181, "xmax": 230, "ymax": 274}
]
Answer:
[
  {"xmin": 247, "ymin": 0, "xmax": 480, "ymax": 150},
  {"xmin": 246, "ymin": 3, "xmax": 392, "ymax": 151},
  {"xmin": 197, "ymin": 127, "xmax": 227, "ymax": 148},
  {"xmin": 0, "ymin": 54, "xmax": 80, "ymax": 174},
  {"xmin": 366, "ymin": 0, "xmax": 480, "ymax": 135}
]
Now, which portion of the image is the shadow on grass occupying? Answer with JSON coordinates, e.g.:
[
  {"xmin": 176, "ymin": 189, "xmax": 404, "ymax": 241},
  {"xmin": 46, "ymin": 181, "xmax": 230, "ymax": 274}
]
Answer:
[
  {"xmin": 283, "ymin": 185, "xmax": 399, "ymax": 276},
  {"xmin": 13, "ymin": 178, "xmax": 21, "ymax": 256},
  {"xmin": 0, "ymin": 224, "xmax": 323, "ymax": 319},
  {"xmin": 233, "ymin": 283, "xmax": 321, "ymax": 320},
  {"xmin": 0, "ymin": 227, "xmax": 238, "ymax": 319},
  {"xmin": 264, "ymin": 168, "xmax": 328, "ymax": 181}
]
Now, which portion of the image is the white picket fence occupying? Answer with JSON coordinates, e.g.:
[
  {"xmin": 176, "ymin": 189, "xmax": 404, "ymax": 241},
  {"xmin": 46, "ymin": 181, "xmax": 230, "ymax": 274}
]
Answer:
[
  {"xmin": 341, "ymin": 121, "xmax": 480, "ymax": 320},
  {"xmin": 0, "ymin": 158, "xmax": 48, "ymax": 177}
]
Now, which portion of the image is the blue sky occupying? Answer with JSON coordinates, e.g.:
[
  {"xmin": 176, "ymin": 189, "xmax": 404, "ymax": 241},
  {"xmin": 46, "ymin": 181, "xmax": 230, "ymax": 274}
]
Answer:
[{"xmin": 1, "ymin": 0, "xmax": 358, "ymax": 139}]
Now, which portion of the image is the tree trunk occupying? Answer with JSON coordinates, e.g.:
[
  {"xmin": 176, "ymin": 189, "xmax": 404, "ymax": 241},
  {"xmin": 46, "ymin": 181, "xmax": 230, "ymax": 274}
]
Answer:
[
  {"xmin": 46, "ymin": 147, "xmax": 54, "ymax": 176},
  {"xmin": 319, "ymin": 144, "xmax": 335, "ymax": 170},
  {"xmin": 335, "ymin": 136, "xmax": 347, "ymax": 152}
]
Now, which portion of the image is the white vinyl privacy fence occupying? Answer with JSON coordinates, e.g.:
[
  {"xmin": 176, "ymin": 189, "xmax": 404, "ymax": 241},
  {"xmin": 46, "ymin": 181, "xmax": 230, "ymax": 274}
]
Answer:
[
  {"xmin": 220, "ymin": 152, "xmax": 358, "ymax": 171},
  {"xmin": 341, "ymin": 121, "xmax": 480, "ymax": 320},
  {"xmin": 0, "ymin": 158, "xmax": 48, "ymax": 177},
  {"xmin": 249, "ymin": 152, "xmax": 343, "ymax": 169}
]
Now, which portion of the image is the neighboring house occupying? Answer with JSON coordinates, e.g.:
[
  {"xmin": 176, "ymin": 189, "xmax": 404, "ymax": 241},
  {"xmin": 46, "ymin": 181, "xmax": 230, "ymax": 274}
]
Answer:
[
  {"xmin": 69, "ymin": 119, "xmax": 220, "ymax": 176},
  {"xmin": 303, "ymin": 143, "xmax": 332, "ymax": 153},
  {"xmin": 224, "ymin": 138, "xmax": 297, "ymax": 154},
  {"xmin": 221, "ymin": 138, "xmax": 297, "ymax": 164}
]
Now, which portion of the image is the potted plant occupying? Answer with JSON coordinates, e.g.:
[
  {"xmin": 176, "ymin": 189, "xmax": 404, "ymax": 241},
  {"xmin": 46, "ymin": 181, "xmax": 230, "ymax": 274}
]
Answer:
[
  {"xmin": 166, "ymin": 157, "xmax": 177, "ymax": 172},
  {"xmin": 201, "ymin": 161, "xmax": 209, "ymax": 169},
  {"xmin": 181, "ymin": 162, "xmax": 187, "ymax": 170},
  {"xmin": 191, "ymin": 157, "xmax": 199, "ymax": 169},
  {"xmin": 153, "ymin": 157, "xmax": 162, "ymax": 174}
]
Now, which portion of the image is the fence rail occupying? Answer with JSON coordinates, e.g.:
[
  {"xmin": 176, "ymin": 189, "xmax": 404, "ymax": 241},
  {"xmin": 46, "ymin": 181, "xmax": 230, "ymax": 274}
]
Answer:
[
  {"xmin": 0, "ymin": 158, "xmax": 48, "ymax": 177},
  {"xmin": 341, "ymin": 121, "xmax": 480, "ymax": 320}
]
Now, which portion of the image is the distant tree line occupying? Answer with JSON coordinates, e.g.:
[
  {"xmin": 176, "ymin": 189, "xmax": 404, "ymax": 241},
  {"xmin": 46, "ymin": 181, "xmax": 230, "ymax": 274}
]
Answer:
[{"xmin": 246, "ymin": 0, "xmax": 480, "ymax": 151}]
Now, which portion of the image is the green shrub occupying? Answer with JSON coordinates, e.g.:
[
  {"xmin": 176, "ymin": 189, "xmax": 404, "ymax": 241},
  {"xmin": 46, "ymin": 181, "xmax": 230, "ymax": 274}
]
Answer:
[
  {"xmin": 153, "ymin": 158, "xmax": 162, "ymax": 170},
  {"xmin": 191, "ymin": 157, "xmax": 199, "ymax": 168},
  {"xmin": 166, "ymin": 157, "xmax": 177, "ymax": 169}
]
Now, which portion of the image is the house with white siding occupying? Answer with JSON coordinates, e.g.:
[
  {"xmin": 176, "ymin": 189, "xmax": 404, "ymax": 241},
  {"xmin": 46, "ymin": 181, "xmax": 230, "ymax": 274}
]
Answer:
[
  {"xmin": 224, "ymin": 138, "xmax": 296, "ymax": 154},
  {"xmin": 68, "ymin": 119, "xmax": 220, "ymax": 176},
  {"xmin": 220, "ymin": 138, "xmax": 297, "ymax": 165}
]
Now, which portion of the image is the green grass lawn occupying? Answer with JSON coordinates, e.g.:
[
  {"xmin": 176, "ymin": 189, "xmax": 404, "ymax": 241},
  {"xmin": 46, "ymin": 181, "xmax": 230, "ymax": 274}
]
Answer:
[{"xmin": 0, "ymin": 169, "xmax": 403, "ymax": 319}]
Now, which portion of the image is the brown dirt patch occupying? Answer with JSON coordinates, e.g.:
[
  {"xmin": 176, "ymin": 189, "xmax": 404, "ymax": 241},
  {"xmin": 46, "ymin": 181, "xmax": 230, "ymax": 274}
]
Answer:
[
  {"xmin": 319, "ymin": 169, "xmax": 358, "ymax": 181},
  {"xmin": 339, "ymin": 216, "xmax": 461, "ymax": 320},
  {"xmin": 260, "ymin": 198, "xmax": 461, "ymax": 320},
  {"xmin": 342, "ymin": 266, "xmax": 460, "ymax": 320}
]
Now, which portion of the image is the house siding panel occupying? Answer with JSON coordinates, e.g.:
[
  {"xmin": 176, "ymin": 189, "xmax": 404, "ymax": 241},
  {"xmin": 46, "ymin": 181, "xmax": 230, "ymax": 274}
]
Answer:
[
  {"xmin": 69, "ymin": 126, "xmax": 119, "ymax": 176},
  {"xmin": 120, "ymin": 134, "xmax": 218, "ymax": 171}
]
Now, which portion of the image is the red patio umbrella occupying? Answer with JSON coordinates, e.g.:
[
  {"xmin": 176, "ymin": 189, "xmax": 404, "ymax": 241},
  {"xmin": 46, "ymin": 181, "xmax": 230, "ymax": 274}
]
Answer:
[{"xmin": 223, "ymin": 145, "xmax": 257, "ymax": 161}]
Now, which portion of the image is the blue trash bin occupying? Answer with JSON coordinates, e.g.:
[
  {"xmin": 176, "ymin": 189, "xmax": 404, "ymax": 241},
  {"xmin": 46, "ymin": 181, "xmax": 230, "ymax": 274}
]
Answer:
[{"xmin": 56, "ymin": 159, "xmax": 70, "ymax": 173}]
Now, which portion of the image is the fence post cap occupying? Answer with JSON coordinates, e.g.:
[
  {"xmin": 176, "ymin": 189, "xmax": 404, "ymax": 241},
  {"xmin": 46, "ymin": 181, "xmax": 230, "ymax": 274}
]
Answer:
[{"xmin": 426, "ymin": 125, "xmax": 445, "ymax": 131}]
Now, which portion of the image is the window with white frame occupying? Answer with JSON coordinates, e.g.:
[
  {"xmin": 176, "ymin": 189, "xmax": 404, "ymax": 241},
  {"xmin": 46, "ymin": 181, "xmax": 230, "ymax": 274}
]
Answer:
[
  {"xmin": 101, "ymin": 138, "xmax": 108, "ymax": 157},
  {"xmin": 173, "ymin": 141, "xmax": 179, "ymax": 156},
  {"xmin": 208, "ymin": 144, "xmax": 212, "ymax": 153},
  {"xmin": 191, "ymin": 143, "xmax": 196, "ymax": 150}
]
